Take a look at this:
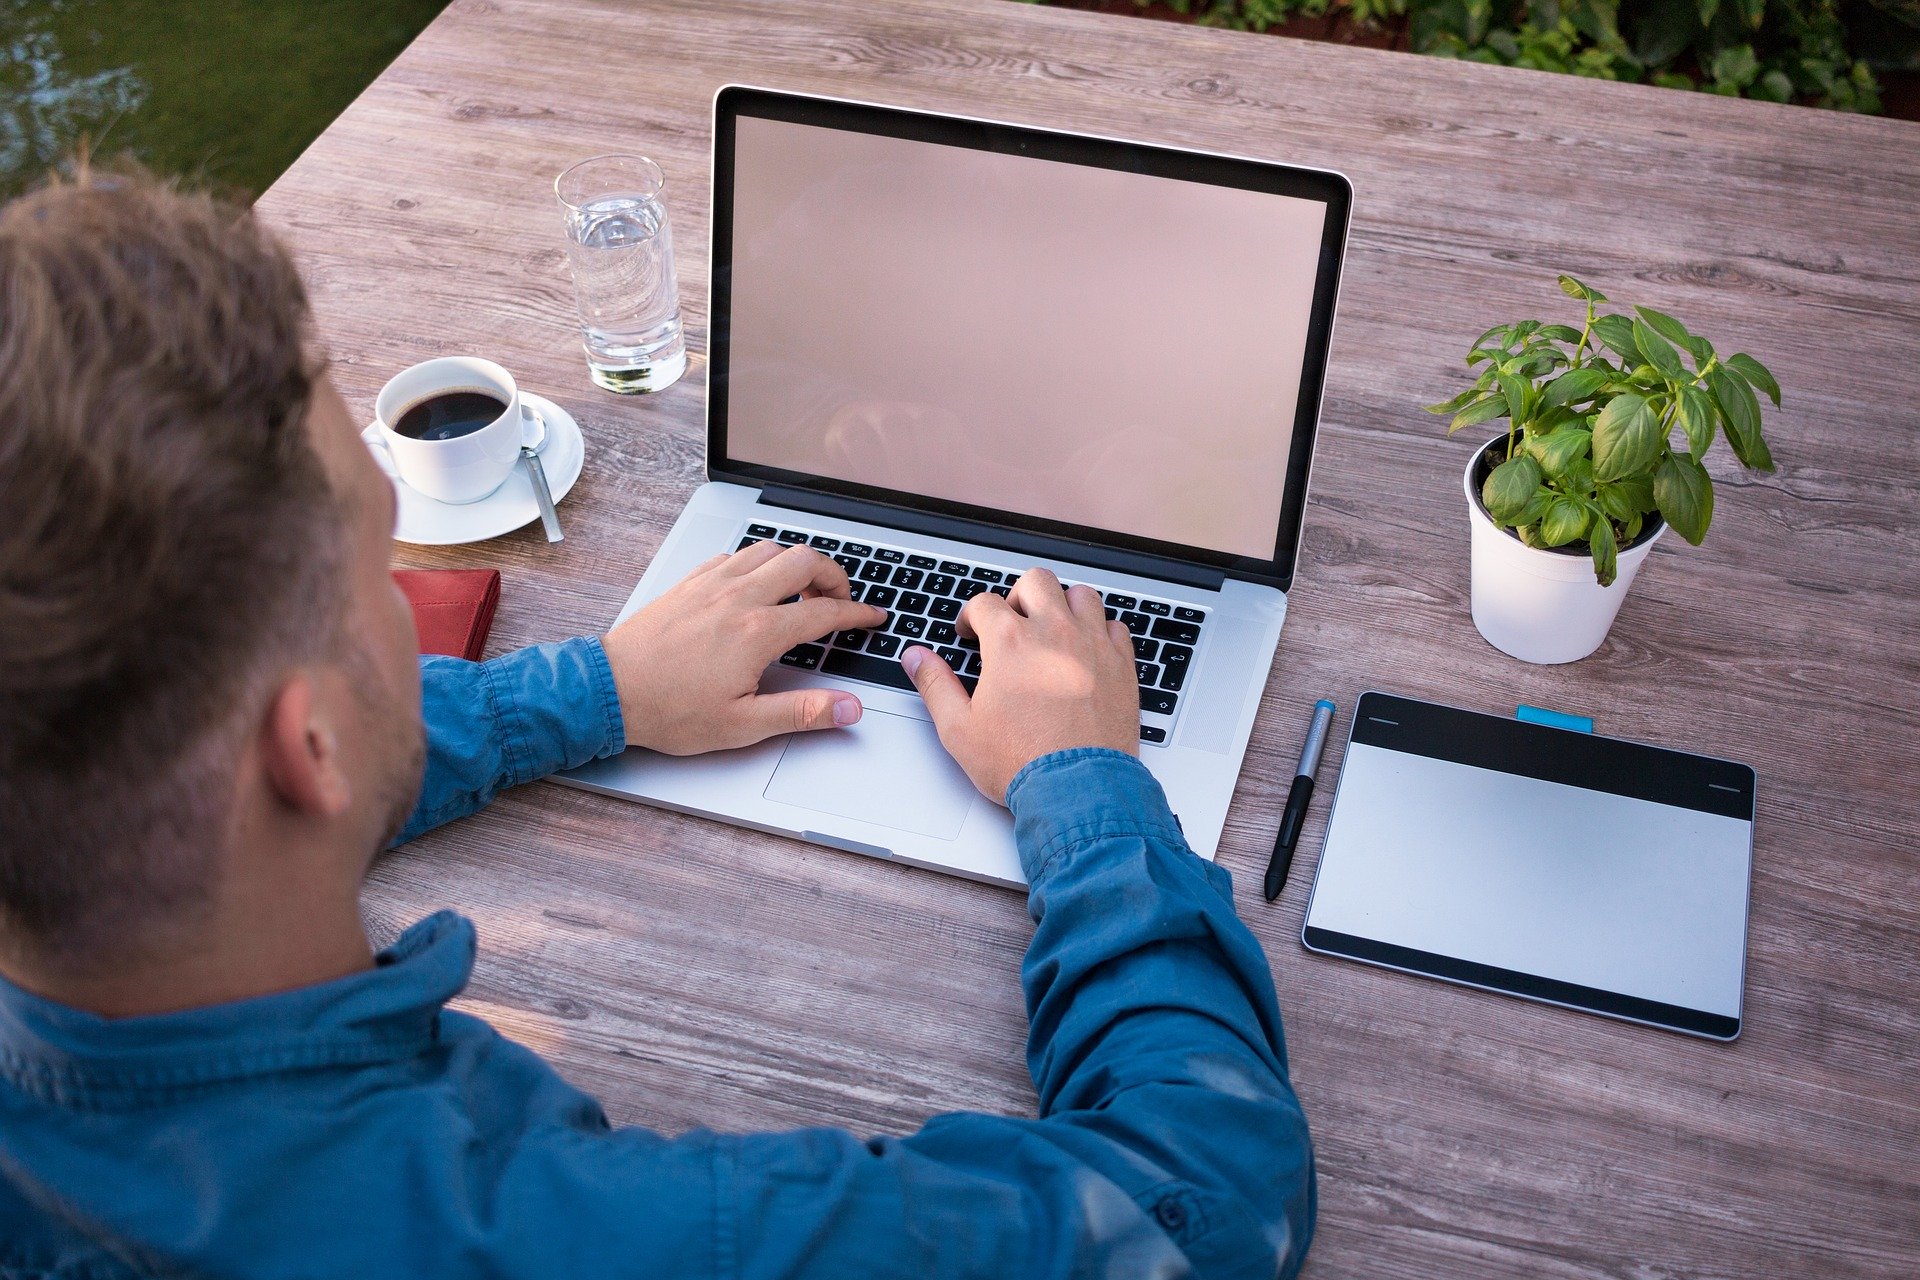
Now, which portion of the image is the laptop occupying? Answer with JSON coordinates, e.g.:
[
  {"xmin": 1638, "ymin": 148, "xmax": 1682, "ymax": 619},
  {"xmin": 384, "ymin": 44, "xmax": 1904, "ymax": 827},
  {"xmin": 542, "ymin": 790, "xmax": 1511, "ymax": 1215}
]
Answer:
[{"xmin": 559, "ymin": 85, "xmax": 1352, "ymax": 887}]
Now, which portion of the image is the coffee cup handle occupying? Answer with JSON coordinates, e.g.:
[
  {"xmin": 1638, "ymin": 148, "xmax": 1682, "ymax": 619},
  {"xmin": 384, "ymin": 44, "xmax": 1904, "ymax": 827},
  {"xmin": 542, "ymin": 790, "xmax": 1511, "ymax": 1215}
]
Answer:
[{"xmin": 360, "ymin": 423, "xmax": 400, "ymax": 478}]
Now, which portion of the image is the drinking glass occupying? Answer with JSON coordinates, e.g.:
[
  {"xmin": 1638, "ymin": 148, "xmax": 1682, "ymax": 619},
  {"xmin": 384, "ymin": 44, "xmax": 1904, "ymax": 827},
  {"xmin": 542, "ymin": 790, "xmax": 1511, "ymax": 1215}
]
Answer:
[{"xmin": 554, "ymin": 154, "xmax": 687, "ymax": 394}]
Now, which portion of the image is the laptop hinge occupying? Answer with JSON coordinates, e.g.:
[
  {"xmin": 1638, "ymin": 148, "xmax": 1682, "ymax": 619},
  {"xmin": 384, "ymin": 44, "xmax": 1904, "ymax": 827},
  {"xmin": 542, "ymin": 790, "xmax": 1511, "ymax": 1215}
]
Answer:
[{"xmin": 758, "ymin": 485, "xmax": 1230, "ymax": 591}]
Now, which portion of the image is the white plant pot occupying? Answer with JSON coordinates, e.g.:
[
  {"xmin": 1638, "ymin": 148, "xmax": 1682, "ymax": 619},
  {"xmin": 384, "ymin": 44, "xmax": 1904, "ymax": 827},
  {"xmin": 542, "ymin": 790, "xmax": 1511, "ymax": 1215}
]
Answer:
[{"xmin": 1464, "ymin": 438, "xmax": 1666, "ymax": 665}]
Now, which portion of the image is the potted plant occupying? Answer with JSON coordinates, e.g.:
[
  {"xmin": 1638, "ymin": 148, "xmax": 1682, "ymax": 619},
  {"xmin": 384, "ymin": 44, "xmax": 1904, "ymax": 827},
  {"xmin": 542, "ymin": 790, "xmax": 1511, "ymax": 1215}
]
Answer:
[{"xmin": 1425, "ymin": 275, "xmax": 1782, "ymax": 664}]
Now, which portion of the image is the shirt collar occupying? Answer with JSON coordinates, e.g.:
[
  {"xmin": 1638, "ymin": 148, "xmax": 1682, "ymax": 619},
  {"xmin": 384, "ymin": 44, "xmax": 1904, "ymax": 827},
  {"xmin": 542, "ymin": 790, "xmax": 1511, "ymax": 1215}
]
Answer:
[{"xmin": 0, "ymin": 911, "xmax": 475, "ymax": 1107}]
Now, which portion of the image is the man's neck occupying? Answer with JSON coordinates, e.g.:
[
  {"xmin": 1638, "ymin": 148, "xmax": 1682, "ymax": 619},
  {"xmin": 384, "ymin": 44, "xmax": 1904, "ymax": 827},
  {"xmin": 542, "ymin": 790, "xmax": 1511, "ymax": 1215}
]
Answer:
[{"xmin": 0, "ymin": 868, "xmax": 375, "ymax": 1020}]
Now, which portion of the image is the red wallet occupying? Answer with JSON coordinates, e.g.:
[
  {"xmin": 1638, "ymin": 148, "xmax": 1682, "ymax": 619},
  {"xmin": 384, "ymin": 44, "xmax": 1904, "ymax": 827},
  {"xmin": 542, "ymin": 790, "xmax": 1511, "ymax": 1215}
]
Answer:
[{"xmin": 395, "ymin": 568, "xmax": 501, "ymax": 661}]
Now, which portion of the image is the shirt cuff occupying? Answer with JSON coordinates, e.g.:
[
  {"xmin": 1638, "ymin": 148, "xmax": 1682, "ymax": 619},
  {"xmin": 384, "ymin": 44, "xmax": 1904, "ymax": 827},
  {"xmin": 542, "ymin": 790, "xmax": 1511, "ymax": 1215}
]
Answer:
[
  {"xmin": 474, "ymin": 636, "xmax": 627, "ymax": 788},
  {"xmin": 1005, "ymin": 747, "xmax": 1188, "ymax": 885}
]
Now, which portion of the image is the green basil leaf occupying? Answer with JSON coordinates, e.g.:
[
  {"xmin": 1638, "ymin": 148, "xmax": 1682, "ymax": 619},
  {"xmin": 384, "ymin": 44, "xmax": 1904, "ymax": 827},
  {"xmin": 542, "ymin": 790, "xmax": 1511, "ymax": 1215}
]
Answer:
[
  {"xmin": 1707, "ymin": 368, "xmax": 1775, "ymax": 471},
  {"xmin": 1527, "ymin": 426, "xmax": 1593, "ymax": 480},
  {"xmin": 1558, "ymin": 274, "xmax": 1607, "ymax": 303},
  {"xmin": 1675, "ymin": 383, "xmax": 1717, "ymax": 458},
  {"xmin": 1632, "ymin": 318, "xmax": 1686, "ymax": 381},
  {"xmin": 1497, "ymin": 370, "xmax": 1532, "ymax": 425},
  {"xmin": 1517, "ymin": 487, "xmax": 1555, "ymax": 526},
  {"xmin": 1448, "ymin": 395, "xmax": 1508, "ymax": 435},
  {"xmin": 1591, "ymin": 392, "xmax": 1662, "ymax": 482},
  {"xmin": 1484, "ymin": 454, "xmax": 1544, "ymax": 523},
  {"xmin": 1589, "ymin": 518, "xmax": 1619, "ymax": 587},
  {"xmin": 1472, "ymin": 324, "xmax": 1509, "ymax": 352},
  {"xmin": 1632, "ymin": 304, "xmax": 1693, "ymax": 348},
  {"xmin": 1539, "ymin": 496, "xmax": 1592, "ymax": 546},
  {"xmin": 1726, "ymin": 352, "xmax": 1782, "ymax": 406},
  {"xmin": 1426, "ymin": 384, "xmax": 1486, "ymax": 415},
  {"xmin": 1540, "ymin": 366, "xmax": 1609, "ymax": 410},
  {"xmin": 1591, "ymin": 314, "xmax": 1642, "ymax": 365},
  {"xmin": 1606, "ymin": 472, "xmax": 1656, "ymax": 515},
  {"xmin": 1538, "ymin": 324, "xmax": 1584, "ymax": 344},
  {"xmin": 1654, "ymin": 452, "xmax": 1714, "ymax": 544}
]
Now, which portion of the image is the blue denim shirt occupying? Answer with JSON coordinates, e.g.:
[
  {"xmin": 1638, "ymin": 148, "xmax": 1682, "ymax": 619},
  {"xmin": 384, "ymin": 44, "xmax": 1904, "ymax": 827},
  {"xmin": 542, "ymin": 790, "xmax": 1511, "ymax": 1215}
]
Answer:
[{"xmin": 0, "ymin": 639, "xmax": 1314, "ymax": 1278}]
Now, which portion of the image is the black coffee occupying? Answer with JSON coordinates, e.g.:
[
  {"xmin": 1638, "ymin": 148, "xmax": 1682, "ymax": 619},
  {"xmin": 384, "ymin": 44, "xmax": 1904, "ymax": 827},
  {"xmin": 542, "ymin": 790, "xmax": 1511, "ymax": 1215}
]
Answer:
[{"xmin": 394, "ymin": 389, "xmax": 507, "ymax": 441}]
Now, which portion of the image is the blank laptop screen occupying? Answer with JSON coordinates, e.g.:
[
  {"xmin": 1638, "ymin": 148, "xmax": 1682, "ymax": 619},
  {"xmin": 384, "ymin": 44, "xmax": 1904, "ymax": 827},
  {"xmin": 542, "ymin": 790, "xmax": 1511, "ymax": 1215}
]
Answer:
[{"xmin": 722, "ymin": 114, "xmax": 1334, "ymax": 561}]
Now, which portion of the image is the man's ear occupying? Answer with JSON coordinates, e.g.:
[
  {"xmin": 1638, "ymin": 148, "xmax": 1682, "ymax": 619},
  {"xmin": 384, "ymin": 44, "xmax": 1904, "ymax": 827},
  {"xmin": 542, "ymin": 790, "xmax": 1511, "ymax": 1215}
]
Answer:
[{"xmin": 259, "ymin": 674, "xmax": 352, "ymax": 818}]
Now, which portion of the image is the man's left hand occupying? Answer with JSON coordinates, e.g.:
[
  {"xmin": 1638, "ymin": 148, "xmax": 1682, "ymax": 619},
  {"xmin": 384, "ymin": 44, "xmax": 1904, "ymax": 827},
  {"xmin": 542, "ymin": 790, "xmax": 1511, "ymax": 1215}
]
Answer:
[{"xmin": 601, "ymin": 541, "xmax": 887, "ymax": 755}]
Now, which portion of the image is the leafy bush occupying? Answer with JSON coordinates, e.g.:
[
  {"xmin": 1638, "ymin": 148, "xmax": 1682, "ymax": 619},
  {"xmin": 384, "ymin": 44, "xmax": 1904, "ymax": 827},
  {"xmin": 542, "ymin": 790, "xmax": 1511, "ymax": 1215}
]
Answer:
[
  {"xmin": 1426, "ymin": 275, "xmax": 1781, "ymax": 585},
  {"xmin": 1120, "ymin": 0, "xmax": 1881, "ymax": 111}
]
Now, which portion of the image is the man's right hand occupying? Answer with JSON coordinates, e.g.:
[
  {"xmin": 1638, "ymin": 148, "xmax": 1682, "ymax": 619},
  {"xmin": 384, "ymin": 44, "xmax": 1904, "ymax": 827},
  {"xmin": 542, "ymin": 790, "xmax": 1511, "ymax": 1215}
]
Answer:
[{"xmin": 901, "ymin": 568, "xmax": 1140, "ymax": 803}]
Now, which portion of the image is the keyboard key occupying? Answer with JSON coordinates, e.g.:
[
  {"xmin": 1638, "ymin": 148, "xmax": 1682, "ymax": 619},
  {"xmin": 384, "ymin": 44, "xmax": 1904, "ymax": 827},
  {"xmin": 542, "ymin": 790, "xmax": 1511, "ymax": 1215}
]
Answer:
[
  {"xmin": 958, "ymin": 633, "xmax": 980, "ymax": 651},
  {"xmin": 988, "ymin": 584, "xmax": 1010, "ymax": 597},
  {"xmin": 938, "ymin": 560, "xmax": 969, "ymax": 575},
  {"xmin": 875, "ymin": 548, "xmax": 905, "ymax": 563},
  {"xmin": 924, "ymin": 573, "xmax": 957, "ymax": 596},
  {"xmin": 928, "ymin": 621, "xmax": 958, "ymax": 645},
  {"xmin": 970, "ymin": 567, "xmax": 1003, "ymax": 583},
  {"xmin": 865, "ymin": 585, "xmax": 897, "ymax": 609},
  {"xmin": 847, "ymin": 582, "xmax": 865, "ymax": 603},
  {"xmin": 1105, "ymin": 593, "xmax": 1138, "ymax": 610},
  {"xmin": 1104, "ymin": 605, "xmax": 1118, "ymax": 619},
  {"xmin": 858, "ymin": 561, "xmax": 891, "ymax": 583},
  {"xmin": 964, "ymin": 652, "xmax": 983, "ymax": 676},
  {"xmin": 780, "ymin": 595, "xmax": 801, "ymax": 605},
  {"xmin": 1141, "ymin": 688, "xmax": 1178, "ymax": 716},
  {"xmin": 823, "ymin": 646, "xmax": 913, "ymax": 690},
  {"xmin": 1140, "ymin": 724, "xmax": 1168, "ymax": 745},
  {"xmin": 1005, "ymin": 574, "xmax": 1021, "ymax": 589},
  {"xmin": 832, "ymin": 554, "xmax": 861, "ymax": 575},
  {"xmin": 747, "ymin": 523, "xmax": 777, "ymax": 538},
  {"xmin": 929, "ymin": 597, "xmax": 961, "ymax": 620},
  {"xmin": 936, "ymin": 645, "xmax": 968, "ymax": 669},
  {"xmin": 1132, "ymin": 635, "xmax": 1159, "ymax": 662},
  {"xmin": 898, "ymin": 591, "xmax": 932, "ymax": 615},
  {"xmin": 842, "ymin": 542, "xmax": 874, "ymax": 557},
  {"xmin": 1160, "ymin": 664, "xmax": 1186, "ymax": 693},
  {"xmin": 780, "ymin": 643, "xmax": 825, "ymax": 670},
  {"xmin": 777, "ymin": 529, "xmax": 808, "ymax": 544},
  {"xmin": 1140, "ymin": 600, "xmax": 1171, "ymax": 616},
  {"xmin": 890, "ymin": 566, "xmax": 923, "ymax": 590},
  {"xmin": 1174, "ymin": 606, "xmax": 1205, "ymax": 623},
  {"xmin": 865, "ymin": 631, "xmax": 901, "ymax": 658},
  {"xmin": 834, "ymin": 630, "xmax": 869, "ymax": 648},
  {"xmin": 956, "ymin": 580, "xmax": 989, "ymax": 600},
  {"xmin": 893, "ymin": 615, "xmax": 927, "ymax": 639},
  {"xmin": 907, "ymin": 554, "xmax": 938, "ymax": 569},
  {"xmin": 736, "ymin": 536, "xmax": 759, "ymax": 551},
  {"xmin": 1136, "ymin": 661, "xmax": 1160, "ymax": 686},
  {"xmin": 1150, "ymin": 618, "xmax": 1200, "ymax": 646},
  {"xmin": 1120, "ymin": 611, "xmax": 1150, "ymax": 636},
  {"xmin": 809, "ymin": 535, "xmax": 841, "ymax": 551},
  {"xmin": 1160, "ymin": 643, "xmax": 1193, "ymax": 671}
]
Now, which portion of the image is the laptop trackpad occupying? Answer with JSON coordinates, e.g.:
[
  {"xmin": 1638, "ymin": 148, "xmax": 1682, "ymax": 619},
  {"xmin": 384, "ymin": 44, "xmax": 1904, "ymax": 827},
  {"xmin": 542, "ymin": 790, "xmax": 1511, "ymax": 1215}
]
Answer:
[{"xmin": 763, "ymin": 708, "xmax": 975, "ymax": 840}]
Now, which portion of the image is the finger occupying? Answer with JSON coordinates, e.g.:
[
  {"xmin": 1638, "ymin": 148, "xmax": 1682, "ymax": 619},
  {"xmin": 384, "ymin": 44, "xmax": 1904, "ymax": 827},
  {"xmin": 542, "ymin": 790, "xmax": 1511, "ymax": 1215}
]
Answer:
[
  {"xmin": 778, "ymin": 594, "xmax": 888, "ymax": 644},
  {"xmin": 1107, "ymin": 618, "xmax": 1132, "ymax": 655},
  {"xmin": 901, "ymin": 645, "xmax": 971, "ymax": 731},
  {"xmin": 957, "ymin": 588, "xmax": 1017, "ymax": 643},
  {"xmin": 719, "ymin": 538, "xmax": 788, "ymax": 575},
  {"xmin": 1065, "ymin": 583, "xmax": 1106, "ymax": 624},
  {"xmin": 686, "ymin": 552, "xmax": 733, "ymax": 579},
  {"xmin": 743, "ymin": 544, "xmax": 853, "ymax": 602},
  {"xmin": 732, "ymin": 687, "xmax": 864, "ymax": 745},
  {"xmin": 1007, "ymin": 567, "xmax": 1069, "ymax": 620}
]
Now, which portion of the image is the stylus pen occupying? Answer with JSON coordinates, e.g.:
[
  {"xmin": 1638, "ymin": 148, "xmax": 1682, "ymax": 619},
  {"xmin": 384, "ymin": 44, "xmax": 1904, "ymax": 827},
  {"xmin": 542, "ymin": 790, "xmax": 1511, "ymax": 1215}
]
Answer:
[{"xmin": 1264, "ymin": 699, "xmax": 1335, "ymax": 902}]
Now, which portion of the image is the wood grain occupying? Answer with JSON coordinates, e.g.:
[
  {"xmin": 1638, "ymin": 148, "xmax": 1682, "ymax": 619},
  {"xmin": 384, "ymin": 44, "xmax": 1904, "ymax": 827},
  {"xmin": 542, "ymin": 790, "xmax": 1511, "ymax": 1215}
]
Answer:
[{"xmin": 256, "ymin": 1, "xmax": 1920, "ymax": 1274}]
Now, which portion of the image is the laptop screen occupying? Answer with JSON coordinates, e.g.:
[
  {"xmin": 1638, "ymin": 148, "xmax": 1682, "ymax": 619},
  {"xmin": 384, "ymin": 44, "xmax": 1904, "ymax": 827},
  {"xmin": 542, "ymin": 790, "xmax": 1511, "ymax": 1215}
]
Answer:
[{"xmin": 711, "ymin": 91, "xmax": 1349, "ymax": 580}]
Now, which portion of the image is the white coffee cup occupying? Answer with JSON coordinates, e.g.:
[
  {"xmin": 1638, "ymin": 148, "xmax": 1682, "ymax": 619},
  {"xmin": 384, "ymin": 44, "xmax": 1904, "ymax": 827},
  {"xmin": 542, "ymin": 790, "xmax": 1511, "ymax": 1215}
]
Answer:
[{"xmin": 370, "ymin": 357, "xmax": 537, "ymax": 505}]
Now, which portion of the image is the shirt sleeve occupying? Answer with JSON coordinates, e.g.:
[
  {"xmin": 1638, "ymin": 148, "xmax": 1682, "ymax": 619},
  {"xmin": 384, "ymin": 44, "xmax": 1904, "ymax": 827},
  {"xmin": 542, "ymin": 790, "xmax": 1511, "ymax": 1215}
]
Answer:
[
  {"xmin": 391, "ymin": 638, "xmax": 627, "ymax": 845},
  {"xmin": 712, "ymin": 747, "xmax": 1316, "ymax": 1279}
]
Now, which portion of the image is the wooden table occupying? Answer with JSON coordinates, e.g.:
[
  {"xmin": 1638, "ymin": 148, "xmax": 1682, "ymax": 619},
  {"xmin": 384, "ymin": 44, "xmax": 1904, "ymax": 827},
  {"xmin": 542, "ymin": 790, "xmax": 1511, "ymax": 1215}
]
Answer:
[{"xmin": 257, "ymin": 1, "xmax": 1920, "ymax": 1274}]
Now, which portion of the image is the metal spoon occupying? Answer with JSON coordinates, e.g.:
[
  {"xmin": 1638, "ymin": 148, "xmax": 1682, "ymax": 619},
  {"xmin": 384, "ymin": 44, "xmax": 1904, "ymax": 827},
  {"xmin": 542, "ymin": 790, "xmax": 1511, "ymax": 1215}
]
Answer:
[{"xmin": 520, "ymin": 406, "xmax": 563, "ymax": 543}]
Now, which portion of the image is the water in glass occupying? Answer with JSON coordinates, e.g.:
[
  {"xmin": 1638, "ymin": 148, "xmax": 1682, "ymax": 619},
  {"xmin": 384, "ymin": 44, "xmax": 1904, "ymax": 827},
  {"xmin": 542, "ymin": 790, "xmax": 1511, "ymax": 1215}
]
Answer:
[{"xmin": 557, "ymin": 156, "xmax": 687, "ymax": 394}]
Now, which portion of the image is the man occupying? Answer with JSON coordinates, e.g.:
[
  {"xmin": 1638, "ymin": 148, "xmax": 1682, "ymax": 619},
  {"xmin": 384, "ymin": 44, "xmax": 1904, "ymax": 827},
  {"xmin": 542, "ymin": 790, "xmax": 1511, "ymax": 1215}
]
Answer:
[{"xmin": 0, "ymin": 167, "xmax": 1313, "ymax": 1277}]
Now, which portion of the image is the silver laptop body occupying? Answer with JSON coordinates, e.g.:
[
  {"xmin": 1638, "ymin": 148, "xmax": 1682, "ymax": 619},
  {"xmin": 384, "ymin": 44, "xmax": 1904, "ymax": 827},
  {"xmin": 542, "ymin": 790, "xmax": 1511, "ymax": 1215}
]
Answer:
[{"xmin": 560, "ymin": 86, "xmax": 1352, "ymax": 888}]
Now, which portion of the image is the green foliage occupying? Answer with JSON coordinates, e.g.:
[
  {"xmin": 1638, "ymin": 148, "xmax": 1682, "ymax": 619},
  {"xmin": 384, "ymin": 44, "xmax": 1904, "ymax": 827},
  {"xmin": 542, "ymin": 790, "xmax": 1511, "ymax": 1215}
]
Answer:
[
  {"xmin": 1110, "ymin": 0, "xmax": 1881, "ymax": 111},
  {"xmin": 1425, "ymin": 274, "xmax": 1782, "ymax": 585}
]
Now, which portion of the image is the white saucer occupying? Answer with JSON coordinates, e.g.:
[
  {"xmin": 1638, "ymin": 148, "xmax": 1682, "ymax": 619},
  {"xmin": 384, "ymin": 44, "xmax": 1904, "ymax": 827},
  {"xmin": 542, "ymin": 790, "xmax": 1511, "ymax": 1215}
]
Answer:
[{"xmin": 361, "ymin": 393, "xmax": 585, "ymax": 546}]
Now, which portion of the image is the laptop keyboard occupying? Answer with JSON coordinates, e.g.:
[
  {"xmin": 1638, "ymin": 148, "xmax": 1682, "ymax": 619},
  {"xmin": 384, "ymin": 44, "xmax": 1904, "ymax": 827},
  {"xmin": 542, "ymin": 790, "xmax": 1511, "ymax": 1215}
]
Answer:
[{"xmin": 737, "ymin": 522, "xmax": 1207, "ymax": 745}]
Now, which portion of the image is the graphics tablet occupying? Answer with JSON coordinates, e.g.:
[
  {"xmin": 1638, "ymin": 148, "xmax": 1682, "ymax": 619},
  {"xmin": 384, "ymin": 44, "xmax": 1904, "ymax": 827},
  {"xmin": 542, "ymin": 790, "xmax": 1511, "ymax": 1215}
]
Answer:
[{"xmin": 1302, "ymin": 692, "xmax": 1756, "ymax": 1040}]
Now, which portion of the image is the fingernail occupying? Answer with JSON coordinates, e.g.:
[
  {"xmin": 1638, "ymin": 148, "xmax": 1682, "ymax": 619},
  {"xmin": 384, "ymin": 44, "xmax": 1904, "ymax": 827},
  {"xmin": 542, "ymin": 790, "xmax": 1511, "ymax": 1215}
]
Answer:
[
  {"xmin": 832, "ymin": 697, "xmax": 860, "ymax": 726},
  {"xmin": 900, "ymin": 646, "xmax": 925, "ymax": 679}
]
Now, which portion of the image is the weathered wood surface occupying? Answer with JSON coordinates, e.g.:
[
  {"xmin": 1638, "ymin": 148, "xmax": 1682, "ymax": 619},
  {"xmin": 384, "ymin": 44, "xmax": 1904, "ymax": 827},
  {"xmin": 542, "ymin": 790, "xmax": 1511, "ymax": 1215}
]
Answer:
[{"xmin": 256, "ymin": 1, "xmax": 1920, "ymax": 1274}]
